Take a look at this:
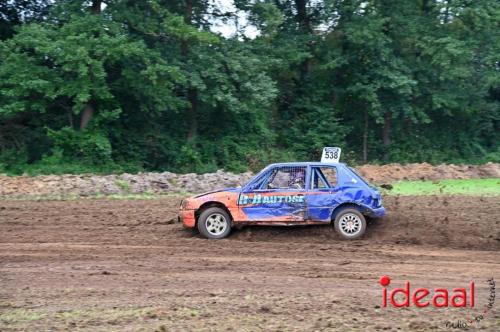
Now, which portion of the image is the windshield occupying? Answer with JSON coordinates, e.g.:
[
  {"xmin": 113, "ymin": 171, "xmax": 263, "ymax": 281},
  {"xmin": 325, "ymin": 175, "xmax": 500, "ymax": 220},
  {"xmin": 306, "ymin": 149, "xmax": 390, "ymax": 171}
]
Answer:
[{"xmin": 243, "ymin": 167, "xmax": 271, "ymax": 191}]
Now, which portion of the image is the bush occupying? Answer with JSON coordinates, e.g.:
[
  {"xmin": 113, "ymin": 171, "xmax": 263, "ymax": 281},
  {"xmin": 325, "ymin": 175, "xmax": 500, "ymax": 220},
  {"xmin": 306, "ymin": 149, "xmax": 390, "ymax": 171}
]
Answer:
[
  {"xmin": 0, "ymin": 147, "xmax": 29, "ymax": 175},
  {"xmin": 47, "ymin": 127, "xmax": 113, "ymax": 165}
]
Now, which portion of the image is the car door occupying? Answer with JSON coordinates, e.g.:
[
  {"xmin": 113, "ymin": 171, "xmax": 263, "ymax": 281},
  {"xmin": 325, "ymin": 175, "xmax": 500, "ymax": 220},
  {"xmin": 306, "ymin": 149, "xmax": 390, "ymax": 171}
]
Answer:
[
  {"xmin": 238, "ymin": 165, "xmax": 307, "ymax": 222},
  {"xmin": 306, "ymin": 166, "xmax": 340, "ymax": 222}
]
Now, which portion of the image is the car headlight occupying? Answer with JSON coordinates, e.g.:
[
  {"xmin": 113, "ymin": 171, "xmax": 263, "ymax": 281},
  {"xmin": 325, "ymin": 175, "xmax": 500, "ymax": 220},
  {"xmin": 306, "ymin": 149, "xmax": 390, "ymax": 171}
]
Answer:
[{"xmin": 180, "ymin": 199, "xmax": 188, "ymax": 209}]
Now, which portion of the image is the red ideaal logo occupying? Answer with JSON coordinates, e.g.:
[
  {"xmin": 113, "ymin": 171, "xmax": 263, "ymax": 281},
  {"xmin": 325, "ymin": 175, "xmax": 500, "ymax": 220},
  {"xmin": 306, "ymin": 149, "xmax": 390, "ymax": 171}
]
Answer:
[
  {"xmin": 379, "ymin": 276, "xmax": 496, "ymax": 330},
  {"xmin": 379, "ymin": 275, "xmax": 474, "ymax": 308}
]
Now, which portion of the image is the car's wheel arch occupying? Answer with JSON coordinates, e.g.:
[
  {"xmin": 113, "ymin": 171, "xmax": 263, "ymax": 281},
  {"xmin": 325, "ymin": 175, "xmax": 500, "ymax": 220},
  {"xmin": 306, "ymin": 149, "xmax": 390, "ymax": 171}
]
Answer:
[
  {"xmin": 195, "ymin": 201, "xmax": 233, "ymax": 226},
  {"xmin": 330, "ymin": 202, "xmax": 368, "ymax": 222}
]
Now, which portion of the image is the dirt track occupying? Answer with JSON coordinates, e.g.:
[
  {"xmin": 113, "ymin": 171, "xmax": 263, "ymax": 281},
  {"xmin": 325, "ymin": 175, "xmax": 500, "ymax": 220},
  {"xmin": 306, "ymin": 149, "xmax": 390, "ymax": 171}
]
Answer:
[{"xmin": 1, "ymin": 196, "xmax": 499, "ymax": 331}]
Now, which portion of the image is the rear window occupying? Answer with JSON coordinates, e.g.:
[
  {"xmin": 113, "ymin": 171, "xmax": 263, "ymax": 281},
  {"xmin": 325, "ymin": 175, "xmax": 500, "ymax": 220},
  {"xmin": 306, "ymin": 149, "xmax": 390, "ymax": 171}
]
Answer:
[{"xmin": 348, "ymin": 167, "xmax": 372, "ymax": 186}]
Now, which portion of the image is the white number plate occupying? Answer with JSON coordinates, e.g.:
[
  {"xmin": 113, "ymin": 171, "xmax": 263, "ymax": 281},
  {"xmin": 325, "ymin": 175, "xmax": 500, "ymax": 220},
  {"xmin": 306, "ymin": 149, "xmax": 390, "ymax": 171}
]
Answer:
[{"xmin": 321, "ymin": 147, "xmax": 341, "ymax": 163}]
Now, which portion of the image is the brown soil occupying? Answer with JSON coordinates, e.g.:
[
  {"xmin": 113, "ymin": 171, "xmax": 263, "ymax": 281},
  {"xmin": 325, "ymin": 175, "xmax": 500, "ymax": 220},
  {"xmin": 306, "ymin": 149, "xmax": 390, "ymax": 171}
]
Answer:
[
  {"xmin": 1, "ymin": 163, "xmax": 499, "ymax": 199},
  {"xmin": 1, "ymin": 196, "xmax": 499, "ymax": 331},
  {"xmin": 356, "ymin": 162, "xmax": 500, "ymax": 184}
]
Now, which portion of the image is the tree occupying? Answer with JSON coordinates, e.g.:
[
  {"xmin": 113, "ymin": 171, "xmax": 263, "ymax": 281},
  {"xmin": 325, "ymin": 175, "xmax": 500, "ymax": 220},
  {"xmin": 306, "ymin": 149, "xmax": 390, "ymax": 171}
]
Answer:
[
  {"xmin": 239, "ymin": 0, "xmax": 347, "ymax": 161},
  {"xmin": 0, "ymin": 0, "xmax": 498, "ymax": 174},
  {"xmin": 0, "ymin": 0, "xmax": 51, "ymax": 40},
  {"xmin": 0, "ymin": 0, "xmax": 183, "ymax": 168}
]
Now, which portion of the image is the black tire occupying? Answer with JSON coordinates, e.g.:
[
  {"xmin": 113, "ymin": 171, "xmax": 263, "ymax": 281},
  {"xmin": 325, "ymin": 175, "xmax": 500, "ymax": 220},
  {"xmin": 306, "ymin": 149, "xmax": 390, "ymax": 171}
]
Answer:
[
  {"xmin": 333, "ymin": 208, "xmax": 366, "ymax": 240},
  {"xmin": 197, "ymin": 207, "xmax": 232, "ymax": 239}
]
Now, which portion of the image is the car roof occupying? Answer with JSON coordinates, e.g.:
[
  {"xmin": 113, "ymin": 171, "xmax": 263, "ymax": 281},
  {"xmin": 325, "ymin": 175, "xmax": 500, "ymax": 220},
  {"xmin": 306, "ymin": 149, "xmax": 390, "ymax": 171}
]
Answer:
[{"xmin": 267, "ymin": 162, "xmax": 347, "ymax": 168}]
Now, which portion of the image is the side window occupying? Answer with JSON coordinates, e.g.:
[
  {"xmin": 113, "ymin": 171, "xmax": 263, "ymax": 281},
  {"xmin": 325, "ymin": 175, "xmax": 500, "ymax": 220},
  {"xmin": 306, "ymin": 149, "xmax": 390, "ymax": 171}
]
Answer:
[
  {"xmin": 311, "ymin": 167, "xmax": 337, "ymax": 188},
  {"xmin": 321, "ymin": 167, "xmax": 337, "ymax": 187},
  {"xmin": 311, "ymin": 169, "xmax": 328, "ymax": 189},
  {"xmin": 265, "ymin": 166, "xmax": 306, "ymax": 189}
]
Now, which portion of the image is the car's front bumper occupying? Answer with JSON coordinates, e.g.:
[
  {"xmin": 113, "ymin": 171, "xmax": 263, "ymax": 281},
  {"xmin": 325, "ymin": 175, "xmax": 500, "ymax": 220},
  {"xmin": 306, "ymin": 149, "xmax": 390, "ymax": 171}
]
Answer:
[
  {"xmin": 179, "ymin": 209, "xmax": 196, "ymax": 228},
  {"xmin": 367, "ymin": 206, "xmax": 386, "ymax": 218}
]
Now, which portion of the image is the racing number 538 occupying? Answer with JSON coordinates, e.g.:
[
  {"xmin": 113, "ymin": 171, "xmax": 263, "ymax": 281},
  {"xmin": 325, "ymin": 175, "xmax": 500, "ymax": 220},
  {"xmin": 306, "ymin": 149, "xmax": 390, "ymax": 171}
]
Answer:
[{"xmin": 325, "ymin": 151, "xmax": 338, "ymax": 159}]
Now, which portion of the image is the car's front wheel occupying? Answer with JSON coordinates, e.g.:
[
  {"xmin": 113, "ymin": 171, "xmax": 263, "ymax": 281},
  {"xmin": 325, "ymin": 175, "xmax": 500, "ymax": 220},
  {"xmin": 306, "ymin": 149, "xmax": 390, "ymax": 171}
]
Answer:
[
  {"xmin": 197, "ymin": 207, "xmax": 232, "ymax": 239},
  {"xmin": 333, "ymin": 208, "xmax": 366, "ymax": 240}
]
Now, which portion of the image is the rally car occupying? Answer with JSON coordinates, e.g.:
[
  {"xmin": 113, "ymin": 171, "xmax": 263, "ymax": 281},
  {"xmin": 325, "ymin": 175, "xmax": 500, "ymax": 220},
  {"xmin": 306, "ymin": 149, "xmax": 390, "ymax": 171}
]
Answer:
[{"xmin": 179, "ymin": 148, "xmax": 385, "ymax": 239}]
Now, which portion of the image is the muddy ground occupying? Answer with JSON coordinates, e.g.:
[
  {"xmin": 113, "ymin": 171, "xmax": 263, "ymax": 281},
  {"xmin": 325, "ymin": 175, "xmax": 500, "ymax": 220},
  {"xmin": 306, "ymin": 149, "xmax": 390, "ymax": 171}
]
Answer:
[{"xmin": 1, "ymin": 196, "xmax": 499, "ymax": 331}]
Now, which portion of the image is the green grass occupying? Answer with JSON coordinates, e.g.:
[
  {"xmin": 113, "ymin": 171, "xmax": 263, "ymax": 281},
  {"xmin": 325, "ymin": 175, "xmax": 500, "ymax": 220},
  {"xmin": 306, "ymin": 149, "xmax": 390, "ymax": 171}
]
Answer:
[
  {"xmin": 114, "ymin": 179, "xmax": 131, "ymax": 193},
  {"xmin": 384, "ymin": 178, "xmax": 500, "ymax": 196},
  {"xmin": 0, "ymin": 309, "xmax": 48, "ymax": 324},
  {"xmin": 0, "ymin": 307, "xmax": 160, "ymax": 325}
]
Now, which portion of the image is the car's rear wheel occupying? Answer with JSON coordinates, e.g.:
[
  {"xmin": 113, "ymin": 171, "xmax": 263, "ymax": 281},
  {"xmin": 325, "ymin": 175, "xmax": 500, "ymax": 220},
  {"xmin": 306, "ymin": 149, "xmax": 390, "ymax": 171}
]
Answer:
[
  {"xmin": 334, "ymin": 208, "xmax": 366, "ymax": 240},
  {"xmin": 197, "ymin": 207, "xmax": 231, "ymax": 239}
]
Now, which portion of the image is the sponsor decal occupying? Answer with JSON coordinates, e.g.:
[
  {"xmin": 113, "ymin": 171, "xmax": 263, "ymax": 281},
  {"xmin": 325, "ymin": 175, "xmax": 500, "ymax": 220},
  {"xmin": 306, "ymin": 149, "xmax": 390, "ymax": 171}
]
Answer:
[{"xmin": 237, "ymin": 194, "xmax": 305, "ymax": 206}]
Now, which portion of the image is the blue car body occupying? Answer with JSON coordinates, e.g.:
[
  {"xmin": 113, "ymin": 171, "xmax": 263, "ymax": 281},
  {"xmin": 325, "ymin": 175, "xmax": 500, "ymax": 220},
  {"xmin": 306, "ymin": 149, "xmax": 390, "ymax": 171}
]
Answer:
[
  {"xmin": 233, "ymin": 162, "xmax": 385, "ymax": 224},
  {"xmin": 180, "ymin": 161, "xmax": 385, "ymax": 240}
]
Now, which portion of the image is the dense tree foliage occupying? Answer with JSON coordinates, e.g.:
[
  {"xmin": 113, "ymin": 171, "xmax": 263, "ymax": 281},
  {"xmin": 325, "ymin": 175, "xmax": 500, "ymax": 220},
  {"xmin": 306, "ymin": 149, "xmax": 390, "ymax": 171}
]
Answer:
[{"xmin": 0, "ymin": 0, "xmax": 498, "ymax": 175}]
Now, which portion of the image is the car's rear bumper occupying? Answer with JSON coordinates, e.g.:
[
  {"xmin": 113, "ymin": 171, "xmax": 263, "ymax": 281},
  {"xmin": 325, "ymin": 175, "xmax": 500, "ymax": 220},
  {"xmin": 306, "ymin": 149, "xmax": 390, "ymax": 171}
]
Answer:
[{"xmin": 179, "ymin": 210, "xmax": 196, "ymax": 228}]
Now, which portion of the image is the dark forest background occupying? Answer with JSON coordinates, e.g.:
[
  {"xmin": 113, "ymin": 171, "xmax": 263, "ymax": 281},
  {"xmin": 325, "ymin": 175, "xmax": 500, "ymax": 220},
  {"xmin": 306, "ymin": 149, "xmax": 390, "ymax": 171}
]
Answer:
[{"xmin": 0, "ymin": 0, "xmax": 498, "ymax": 175}]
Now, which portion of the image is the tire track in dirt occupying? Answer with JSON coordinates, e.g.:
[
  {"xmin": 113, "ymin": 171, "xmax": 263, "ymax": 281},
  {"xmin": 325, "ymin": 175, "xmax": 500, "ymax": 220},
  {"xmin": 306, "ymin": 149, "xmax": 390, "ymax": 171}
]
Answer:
[
  {"xmin": 0, "ymin": 196, "xmax": 499, "ymax": 331},
  {"xmin": 1, "ymin": 196, "xmax": 499, "ymax": 249}
]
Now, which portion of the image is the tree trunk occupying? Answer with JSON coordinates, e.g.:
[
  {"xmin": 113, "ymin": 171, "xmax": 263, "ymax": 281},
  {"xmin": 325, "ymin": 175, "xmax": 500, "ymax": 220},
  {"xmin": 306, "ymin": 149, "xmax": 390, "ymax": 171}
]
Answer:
[
  {"xmin": 294, "ymin": 0, "xmax": 310, "ymax": 33},
  {"xmin": 421, "ymin": 0, "xmax": 431, "ymax": 14},
  {"xmin": 67, "ymin": 110, "xmax": 74, "ymax": 129},
  {"xmin": 294, "ymin": 0, "xmax": 312, "ymax": 80},
  {"xmin": 78, "ymin": 0, "xmax": 101, "ymax": 130},
  {"xmin": 80, "ymin": 103, "xmax": 95, "ymax": 130},
  {"xmin": 363, "ymin": 111, "xmax": 368, "ymax": 163},
  {"xmin": 186, "ymin": 88, "xmax": 198, "ymax": 141},
  {"xmin": 382, "ymin": 111, "xmax": 391, "ymax": 161},
  {"xmin": 443, "ymin": 0, "xmax": 451, "ymax": 23},
  {"xmin": 182, "ymin": 0, "xmax": 198, "ymax": 141},
  {"xmin": 91, "ymin": 0, "xmax": 101, "ymax": 14}
]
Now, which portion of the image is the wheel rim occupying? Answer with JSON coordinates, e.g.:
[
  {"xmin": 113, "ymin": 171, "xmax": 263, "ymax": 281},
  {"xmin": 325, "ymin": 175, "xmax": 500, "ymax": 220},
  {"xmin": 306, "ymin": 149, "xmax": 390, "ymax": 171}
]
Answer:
[
  {"xmin": 339, "ymin": 213, "xmax": 362, "ymax": 236},
  {"xmin": 205, "ymin": 213, "xmax": 228, "ymax": 236}
]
